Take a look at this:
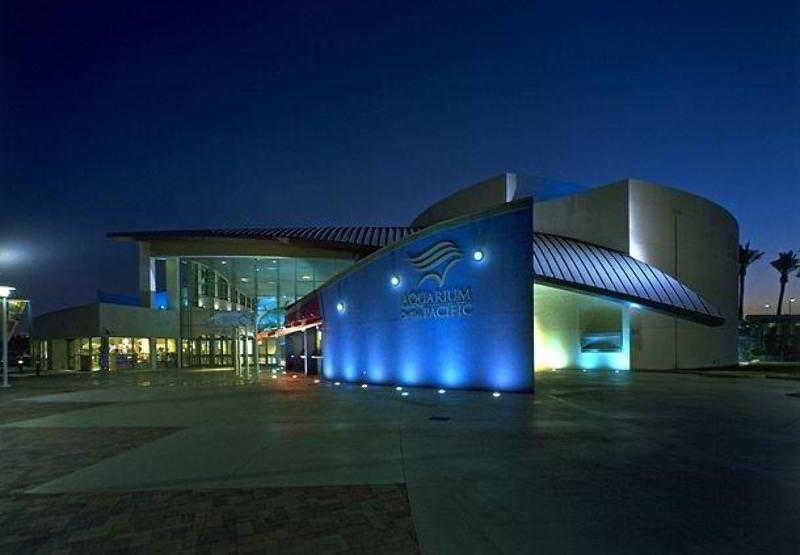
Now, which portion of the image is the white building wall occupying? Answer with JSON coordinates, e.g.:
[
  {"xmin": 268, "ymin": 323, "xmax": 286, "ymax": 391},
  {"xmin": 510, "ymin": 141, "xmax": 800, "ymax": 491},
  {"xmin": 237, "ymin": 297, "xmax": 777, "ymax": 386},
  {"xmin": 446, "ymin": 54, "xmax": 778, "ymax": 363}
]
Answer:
[
  {"xmin": 535, "ymin": 178, "xmax": 738, "ymax": 370},
  {"xmin": 627, "ymin": 180, "xmax": 739, "ymax": 369},
  {"xmin": 533, "ymin": 181, "xmax": 630, "ymax": 252}
]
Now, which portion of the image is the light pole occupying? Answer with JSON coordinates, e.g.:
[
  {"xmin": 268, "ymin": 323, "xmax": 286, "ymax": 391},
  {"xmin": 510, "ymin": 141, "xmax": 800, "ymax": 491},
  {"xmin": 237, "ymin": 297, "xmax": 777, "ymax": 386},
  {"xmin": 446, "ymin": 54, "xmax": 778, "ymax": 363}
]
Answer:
[
  {"xmin": 0, "ymin": 286, "xmax": 15, "ymax": 388},
  {"xmin": 788, "ymin": 298, "xmax": 797, "ymax": 316}
]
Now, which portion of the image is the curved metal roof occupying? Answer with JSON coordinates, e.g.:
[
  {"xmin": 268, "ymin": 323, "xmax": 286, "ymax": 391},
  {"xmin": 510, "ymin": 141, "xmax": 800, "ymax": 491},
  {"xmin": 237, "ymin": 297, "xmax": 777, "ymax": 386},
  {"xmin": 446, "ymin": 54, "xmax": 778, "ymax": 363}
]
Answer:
[
  {"xmin": 533, "ymin": 232, "xmax": 723, "ymax": 326},
  {"xmin": 112, "ymin": 224, "xmax": 722, "ymax": 326},
  {"xmin": 109, "ymin": 226, "xmax": 419, "ymax": 250}
]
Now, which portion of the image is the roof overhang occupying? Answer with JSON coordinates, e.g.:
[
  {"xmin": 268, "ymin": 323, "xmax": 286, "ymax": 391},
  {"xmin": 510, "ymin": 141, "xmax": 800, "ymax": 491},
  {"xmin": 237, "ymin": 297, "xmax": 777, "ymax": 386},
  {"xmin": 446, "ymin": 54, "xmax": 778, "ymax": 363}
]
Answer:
[{"xmin": 533, "ymin": 233, "xmax": 724, "ymax": 326}]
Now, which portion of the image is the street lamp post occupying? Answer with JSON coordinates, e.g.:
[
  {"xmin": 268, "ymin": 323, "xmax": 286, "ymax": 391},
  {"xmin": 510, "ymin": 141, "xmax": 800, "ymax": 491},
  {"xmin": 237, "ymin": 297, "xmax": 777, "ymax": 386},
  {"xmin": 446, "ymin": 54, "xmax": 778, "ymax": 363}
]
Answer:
[
  {"xmin": 788, "ymin": 298, "xmax": 797, "ymax": 316},
  {"xmin": 0, "ymin": 286, "xmax": 15, "ymax": 389}
]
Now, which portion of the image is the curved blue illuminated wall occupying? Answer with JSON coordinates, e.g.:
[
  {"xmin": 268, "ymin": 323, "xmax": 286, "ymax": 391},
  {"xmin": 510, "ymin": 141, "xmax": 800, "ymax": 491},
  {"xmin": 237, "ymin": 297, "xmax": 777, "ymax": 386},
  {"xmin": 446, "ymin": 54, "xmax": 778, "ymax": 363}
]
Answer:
[{"xmin": 319, "ymin": 199, "xmax": 533, "ymax": 392}]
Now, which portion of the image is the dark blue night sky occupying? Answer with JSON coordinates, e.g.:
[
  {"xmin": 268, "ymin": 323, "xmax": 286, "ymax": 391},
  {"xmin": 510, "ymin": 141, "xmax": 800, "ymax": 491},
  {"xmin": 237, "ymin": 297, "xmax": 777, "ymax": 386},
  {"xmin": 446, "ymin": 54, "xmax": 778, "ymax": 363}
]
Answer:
[{"xmin": 2, "ymin": 1, "xmax": 798, "ymax": 315}]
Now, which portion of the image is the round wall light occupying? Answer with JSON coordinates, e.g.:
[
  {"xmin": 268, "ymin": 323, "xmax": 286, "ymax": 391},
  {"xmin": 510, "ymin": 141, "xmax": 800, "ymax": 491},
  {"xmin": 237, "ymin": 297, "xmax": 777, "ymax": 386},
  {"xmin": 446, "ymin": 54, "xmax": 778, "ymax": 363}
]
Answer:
[
  {"xmin": 390, "ymin": 275, "xmax": 401, "ymax": 287},
  {"xmin": 336, "ymin": 301, "xmax": 346, "ymax": 313},
  {"xmin": 473, "ymin": 250, "xmax": 484, "ymax": 261}
]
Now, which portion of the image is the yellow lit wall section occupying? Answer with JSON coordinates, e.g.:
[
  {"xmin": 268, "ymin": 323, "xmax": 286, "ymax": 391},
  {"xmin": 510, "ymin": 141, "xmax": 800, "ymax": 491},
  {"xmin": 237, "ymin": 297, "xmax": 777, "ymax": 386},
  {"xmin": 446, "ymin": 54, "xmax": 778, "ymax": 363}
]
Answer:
[
  {"xmin": 533, "ymin": 316, "xmax": 568, "ymax": 371},
  {"xmin": 533, "ymin": 283, "xmax": 631, "ymax": 372}
]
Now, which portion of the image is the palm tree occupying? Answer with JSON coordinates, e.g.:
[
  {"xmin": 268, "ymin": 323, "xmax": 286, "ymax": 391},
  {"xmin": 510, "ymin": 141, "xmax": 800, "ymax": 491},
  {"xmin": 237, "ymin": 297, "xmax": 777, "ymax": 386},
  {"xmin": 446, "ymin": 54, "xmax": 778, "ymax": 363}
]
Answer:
[
  {"xmin": 738, "ymin": 243, "xmax": 764, "ymax": 321},
  {"xmin": 769, "ymin": 251, "xmax": 800, "ymax": 315}
]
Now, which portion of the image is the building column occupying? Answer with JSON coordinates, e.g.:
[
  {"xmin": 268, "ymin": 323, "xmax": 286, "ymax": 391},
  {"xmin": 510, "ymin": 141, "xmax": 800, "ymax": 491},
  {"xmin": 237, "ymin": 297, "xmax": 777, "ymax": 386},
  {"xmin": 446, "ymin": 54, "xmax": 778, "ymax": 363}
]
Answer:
[
  {"xmin": 149, "ymin": 338, "xmax": 157, "ymax": 370},
  {"xmin": 244, "ymin": 334, "xmax": 250, "ymax": 373},
  {"xmin": 233, "ymin": 328, "xmax": 240, "ymax": 371},
  {"xmin": 253, "ymin": 260, "xmax": 260, "ymax": 374},
  {"xmin": 100, "ymin": 337, "xmax": 109, "ymax": 371},
  {"xmin": 317, "ymin": 328, "xmax": 323, "ymax": 378},
  {"xmin": 138, "ymin": 243, "xmax": 155, "ymax": 308},
  {"xmin": 302, "ymin": 329, "xmax": 309, "ymax": 376},
  {"xmin": 166, "ymin": 257, "xmax": 183, "ymax": 369}
]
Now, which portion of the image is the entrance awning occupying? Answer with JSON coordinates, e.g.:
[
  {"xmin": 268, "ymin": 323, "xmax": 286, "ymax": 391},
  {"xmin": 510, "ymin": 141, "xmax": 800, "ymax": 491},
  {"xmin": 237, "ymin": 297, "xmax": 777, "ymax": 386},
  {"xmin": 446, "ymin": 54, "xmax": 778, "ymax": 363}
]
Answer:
[{"xmin": 259, "ymin": 292, "xmax": 322, "ymax": 339}]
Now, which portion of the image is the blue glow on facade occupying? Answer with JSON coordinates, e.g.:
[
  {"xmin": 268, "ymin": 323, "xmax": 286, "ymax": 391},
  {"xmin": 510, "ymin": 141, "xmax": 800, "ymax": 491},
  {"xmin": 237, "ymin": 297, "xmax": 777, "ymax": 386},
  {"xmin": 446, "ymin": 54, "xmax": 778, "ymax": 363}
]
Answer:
[
  {"xmin": 153, "ymin": 291, "xmax": 169, "ymax": 310},
  {"xmin": 320, "ymin": 200, "xmax": 534, "ymax": 392}
]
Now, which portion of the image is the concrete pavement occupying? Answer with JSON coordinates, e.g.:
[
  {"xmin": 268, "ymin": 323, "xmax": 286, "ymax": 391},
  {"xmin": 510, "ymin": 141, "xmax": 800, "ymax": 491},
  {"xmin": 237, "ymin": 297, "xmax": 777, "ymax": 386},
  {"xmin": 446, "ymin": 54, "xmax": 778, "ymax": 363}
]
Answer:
[{"xmin": 1, "ymin": 368, "xmax": 799, "ymax": 553}]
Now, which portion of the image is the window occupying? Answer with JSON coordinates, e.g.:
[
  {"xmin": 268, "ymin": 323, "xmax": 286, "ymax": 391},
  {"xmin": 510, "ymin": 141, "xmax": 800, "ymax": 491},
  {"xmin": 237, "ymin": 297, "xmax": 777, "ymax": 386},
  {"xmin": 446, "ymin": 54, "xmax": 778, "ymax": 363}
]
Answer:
[
  {"xmin": 580, "ymin": 306, "xmax": 623, "ymax": 353},
  {"xmin": 218, "ymin": 277, "xmax": 229, "ymax": 300},
  {"xmin": 199, "ymin": 267, "xmax": 214, "ymax": 297}
]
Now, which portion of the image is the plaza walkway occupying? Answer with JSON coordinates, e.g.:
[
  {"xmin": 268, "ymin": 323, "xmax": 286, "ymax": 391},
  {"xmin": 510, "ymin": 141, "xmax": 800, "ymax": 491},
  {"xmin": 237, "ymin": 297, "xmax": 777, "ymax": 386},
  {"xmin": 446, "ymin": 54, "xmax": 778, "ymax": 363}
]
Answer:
[{"xmin": 1, "ymin": 368, "xmax": 799, "ymax": 553}]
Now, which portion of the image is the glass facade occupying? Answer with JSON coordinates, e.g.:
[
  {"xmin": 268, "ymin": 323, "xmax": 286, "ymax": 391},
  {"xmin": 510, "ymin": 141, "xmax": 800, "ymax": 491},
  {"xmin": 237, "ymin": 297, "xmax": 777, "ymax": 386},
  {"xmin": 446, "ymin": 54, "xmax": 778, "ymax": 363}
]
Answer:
[
  {"xmin": 34, "ymin": 337, "xmax": 177, "ymax": 371},
  {"xmin": 178, "ymin": 256, "xmax": 353, "ymax": 369},
  {"xmin": 31, "ymin": 256, "xmax": 354, "ymax": 373},
  {"xmin": 67, "ymin": 337, "xmax": 101, "ymax": 371},
  {"xmin": 108, "ymin": 337, "xmax": 151, "ymax": 369}
]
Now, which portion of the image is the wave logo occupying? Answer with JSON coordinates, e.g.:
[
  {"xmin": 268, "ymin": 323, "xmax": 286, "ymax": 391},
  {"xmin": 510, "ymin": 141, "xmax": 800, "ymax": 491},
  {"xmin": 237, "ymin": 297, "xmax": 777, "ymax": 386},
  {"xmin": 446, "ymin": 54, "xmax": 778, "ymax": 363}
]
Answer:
[{"xmin": 408, "ymin": 240, "xmax": 463, "ymax": 287}]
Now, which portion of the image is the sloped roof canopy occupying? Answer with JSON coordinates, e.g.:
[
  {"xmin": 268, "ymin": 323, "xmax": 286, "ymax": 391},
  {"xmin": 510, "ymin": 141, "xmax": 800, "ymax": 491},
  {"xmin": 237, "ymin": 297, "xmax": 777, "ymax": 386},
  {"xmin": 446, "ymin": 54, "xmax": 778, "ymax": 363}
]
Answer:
[
  {"xmin": 111, "ymin": 225, "xmax": 722, "ymax": 326},
  {"xmin": 533, "ymin": 233, "xmax": 723, "ymax": 326},
  {"xmin": 109, "ymin": 226, "xmax": 419, "ymax": 255}
]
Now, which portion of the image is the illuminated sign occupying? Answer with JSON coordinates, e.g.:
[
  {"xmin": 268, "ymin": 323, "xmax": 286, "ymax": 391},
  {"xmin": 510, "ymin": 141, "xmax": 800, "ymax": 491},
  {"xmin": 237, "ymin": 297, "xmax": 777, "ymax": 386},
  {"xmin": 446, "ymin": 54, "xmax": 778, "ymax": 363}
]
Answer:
[
  {"xmin": 401, "ymin": 287, "xmax": 473, "ymax": 319},
  {"xmin": 403, "ymin": 241, "xmax": 472, "ymax": 319},
  {"xmin": 409, "ymin": 241, "xmax": 463, "ymax": 287}
]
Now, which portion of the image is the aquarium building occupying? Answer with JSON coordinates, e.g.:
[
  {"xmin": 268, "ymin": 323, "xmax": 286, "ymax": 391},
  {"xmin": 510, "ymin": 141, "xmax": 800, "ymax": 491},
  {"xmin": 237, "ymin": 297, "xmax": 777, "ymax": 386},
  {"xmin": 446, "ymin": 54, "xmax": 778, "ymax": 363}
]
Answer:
[{"xmin": 33, "ymin": 174, "xmax": 738, "ymax": 391}]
